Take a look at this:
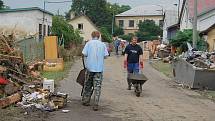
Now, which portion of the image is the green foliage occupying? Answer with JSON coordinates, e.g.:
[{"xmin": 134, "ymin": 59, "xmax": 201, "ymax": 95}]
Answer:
[
  {"xmin": 0, "ymin": 0, "xmax": 4, "ymax": 9},
  {"xmin": 70, "ymin": 0, "xmax": 131, "ymax": 34},
  {"xmin": 41, "ymin": 61, "xmax": 73, "ymax": 81},
  {"xmin": 136, "ymin": 20, "xmax": 162, "ymax": 41},
  {"xmin": 51, "ymin": 16, "xmax": 83, "ymax": 46},
  {"xmin": 170, "ymin": 29, "xmax": 208, "ymax": 51},
  {"xmin": 113, "ymin": 25, "xmax": 124, "ymax": 36},
  {"xmin": 106, "ymin": 3, "xmax": 131, "ymax": 15},
  {"xmin": 100, "ymin": 27, "xmax": 112, "ymax": 43},
  {"xmin": 119, "ymin": 33, "xmax": 134, "ymax": 42}
]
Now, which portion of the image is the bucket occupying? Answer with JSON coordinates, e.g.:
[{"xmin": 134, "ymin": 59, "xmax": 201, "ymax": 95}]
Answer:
[{"xmin": 43, "ymin": 79, "xmax": 55, "ymax": 92}]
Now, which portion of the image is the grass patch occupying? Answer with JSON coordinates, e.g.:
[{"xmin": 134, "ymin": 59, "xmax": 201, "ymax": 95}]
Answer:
[
  {"xmin": 198, "ymin": 90, "xmax": 215, "ymax": 102},
  {"xmin": 150, "ymin": 60, "xmax": 215, "ymax": 101},
  {"xmin": 41, "ymin": 61, "xmax": 73, "ymax": 81},
  {"xmin": 150, "ymin": 60, "xmax": 173, "ymax": 78}
]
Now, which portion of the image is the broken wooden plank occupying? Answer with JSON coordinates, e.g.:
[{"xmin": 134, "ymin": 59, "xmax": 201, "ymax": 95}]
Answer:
[
  {"xmin": 0, "ymin": 93, "xmax": 21, "ymax": 108},
  {"xmin": 4, "ymin": 83, "xmax": 19, "ymax": 95},
  {"xmin": 8, "ymin": 74, "xmax": 28, "ymax": 84},
  {"xmin": 0, "ymin": 36, "xmax": 12, "ymax": 52},
  {"xmin": 0, "ymin": 54, "xmax": 22, "ymax": 60},
  {"xmin": 0, "ymin": 66, "xmax": 6, "ymax": 73}
]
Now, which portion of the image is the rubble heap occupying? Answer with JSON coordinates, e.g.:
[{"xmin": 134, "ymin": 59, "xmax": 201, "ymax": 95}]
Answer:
[
  {"xmin": 0, "ymin": 34, "xmax": 67, "ymax": 111},
  {"xmin": 179, "ymin": 50, "xmax": 215, "ymax": 70}
]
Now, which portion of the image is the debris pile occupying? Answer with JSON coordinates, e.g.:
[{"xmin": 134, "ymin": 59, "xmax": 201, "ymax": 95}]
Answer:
[
  {"xmin": 177, "ymin": 43, "xmax": 215, "ymax": 69},
  {"xmin": 0, "ymin": 34, "xmax": 68, "ymax": 111},
  {"xmin": 182, "ymin": 51, "xmax": 215, "ymax": 69}
]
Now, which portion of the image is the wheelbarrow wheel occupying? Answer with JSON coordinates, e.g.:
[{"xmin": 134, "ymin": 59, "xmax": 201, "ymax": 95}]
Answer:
[
  {"xmin": 135, "ymin": 83, "xmax": 141, "ymax": 97},
  {"xmin": 136, "ymin": 92, "xmax": 141, "ymax": 97}
]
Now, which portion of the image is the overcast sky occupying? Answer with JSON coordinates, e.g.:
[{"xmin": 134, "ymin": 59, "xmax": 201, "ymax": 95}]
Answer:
[{"xmin": 3, "ymin": 0, "xmax": 179, "ymax": 15}]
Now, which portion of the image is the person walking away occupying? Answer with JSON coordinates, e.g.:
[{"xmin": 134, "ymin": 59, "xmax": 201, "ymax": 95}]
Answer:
[
  {"xmin": 114, "ymin": 37, "xmax": 120, "ymax": 55},
  {"xmin": 82, "ymin": 31, "xmax": 109, "ymax": 111},
  {"xmin": 124, "ymin": 36, "xmax": 144, "ymax": 90}
]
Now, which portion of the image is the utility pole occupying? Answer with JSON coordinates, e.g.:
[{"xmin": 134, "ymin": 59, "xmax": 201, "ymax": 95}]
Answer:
[
  {"xmin": 110, "ymin": 5, "xmax": 114, "ymax": 36},
  {"xmin": 193, "ymin": 0, "xmax": 197, "ymax": 49},
  {"xmin": 57, "ymin": 9, "xmax": 60, "ymax": 16},
  {"xmin": 43, "ymin": 0, "xmax": 46, "ymax": 23},
  {"xmin": 112, "ymin": 11, "xmax": 114, "ymax": 36},
  {"xmin": 178, "ymin": 0, "xmax": 180, "ymax": 20}
]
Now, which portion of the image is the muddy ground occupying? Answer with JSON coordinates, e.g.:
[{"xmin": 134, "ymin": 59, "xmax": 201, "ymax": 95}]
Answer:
[{"xmin": 1, "ymin": 55, "xmax": 215, "ymax": 121}]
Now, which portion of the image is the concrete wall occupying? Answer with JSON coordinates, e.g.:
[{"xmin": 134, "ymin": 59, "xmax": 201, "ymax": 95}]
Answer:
[
  {"xmin": 0, "ymin": 10, "xmax": 52, "ymax": 39},
  {"xmin": 173, "ymin": 59, "xmax": 215, "ymax": 90},
  {"xmin": 69, "ymin": 16, "xmax": 99, "ymax": 41},
  {"xmin": 115, "ymin": 15, "xmax": 163, "ymax": 35}
]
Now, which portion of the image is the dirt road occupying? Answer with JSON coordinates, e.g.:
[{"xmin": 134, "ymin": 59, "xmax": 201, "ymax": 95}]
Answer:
[{"xmin": 47, "ymin": 55, "xmax": 215, "ymax": 121}]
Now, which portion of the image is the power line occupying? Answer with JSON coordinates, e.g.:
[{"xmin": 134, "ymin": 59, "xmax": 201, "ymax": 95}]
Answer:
[{"xmin": 46, "ymin": 1, "xmax": 72, "ymax": 4}]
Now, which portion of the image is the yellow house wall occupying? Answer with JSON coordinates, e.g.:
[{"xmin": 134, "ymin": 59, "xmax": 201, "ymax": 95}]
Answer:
[
  {"xmin": 115, "ymin": 16, "xmax": 163, "ymax": 35},
  {"xmin": 207, "ymin": 28, "xmax": 215, "ymax": 52},
  {"xmin": 69, "ymin": 16, "xmax": 99, "ymax": 41}
]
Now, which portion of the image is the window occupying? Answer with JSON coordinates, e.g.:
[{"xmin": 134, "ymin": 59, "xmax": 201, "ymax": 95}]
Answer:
[
  {"xmin": 43, "ymin": 25, "xmax": 46, "ymax": 36},
  {"xmin": 78, "ymin": 23, "xmax": 83, "ymax": 30},
  {"xmin": 214, "ymin": 39, "xmax": 215, "ymax": 51},
  {"xmin": 119, "ymin": 20, "xmax": 124, "ymax": 28},
  {"xmin": 129, "ymin": 20, "xmax": 134, "ymax": 27},
  {"xmin": 39, "ymin": 24, "xmax": 42, "ymax": 40},
  {"xmin": 159, "ymin": 20, "xmax": 164, "ymax": 27},
  {"xmin": 48, "ymin": 25, "xmax": 51, "ymax": 36}
]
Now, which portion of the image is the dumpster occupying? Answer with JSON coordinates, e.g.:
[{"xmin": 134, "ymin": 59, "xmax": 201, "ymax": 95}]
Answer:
[{"xmin": 172, "ymin": 59, "xmax": 215, "ymax": 90}]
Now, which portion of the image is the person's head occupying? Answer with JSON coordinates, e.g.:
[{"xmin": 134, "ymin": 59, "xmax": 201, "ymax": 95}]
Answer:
[
  {"xmin": 131, "ymin": 36, "xmax": 138, "ymax": 45},
  {"xmin": 91, "ymin": 31, "xmax": 100, "ymax": 39}
]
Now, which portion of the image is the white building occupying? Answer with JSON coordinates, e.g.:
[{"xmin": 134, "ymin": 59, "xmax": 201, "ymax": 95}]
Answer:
[
  {"xmin": 68, "ymin": 15, "xmax": 99, "ymax": 41},
  {"xmin": 162, "ymin": 10, "xmax": 178, "ymax": 42},
  {"xmin": 0, "ymin": 7, "xmax": 53, "ymax": 40},
  {"xmin": 115, "ymin": 5, "xmax": 164, "ymax": 35}
]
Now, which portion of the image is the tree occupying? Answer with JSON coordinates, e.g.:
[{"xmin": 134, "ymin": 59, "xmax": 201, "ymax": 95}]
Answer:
[
  {"xmin": 113, "ymin": 25, "xmax": 124, "ymax": 36},
  {"xmin": 119, "ymin": 5, "xmax": 131, "ymax": 13},
  {"xmin": 136, "ymin": 20, "xmax": 163, "ymax": 41},
  {"xmin": 0, "ymin": 0, "xmax": 4, "ymax": 10},
  {"xmin": 119, "ymin": 33, "xmax": 134, "ymax": 42},
  {"xmin": 100, "ymin": 27, "xmax": 112, "ymax": 43},
  {"xmin": 51, "ymin": 16, "xmax": 83, "ymax": 46},
  {"xmin": 170, "ymin": 29, "xmax": 208, "ymax": 51},
  {"xmin": 70, "ymin": 0, "xmax": 131, "ymax": 34}
]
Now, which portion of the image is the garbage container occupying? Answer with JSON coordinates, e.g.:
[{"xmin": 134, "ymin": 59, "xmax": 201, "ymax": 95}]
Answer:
[{"xmin": 172, "ymin": 59, "xmax": 215, "ymax": 90}]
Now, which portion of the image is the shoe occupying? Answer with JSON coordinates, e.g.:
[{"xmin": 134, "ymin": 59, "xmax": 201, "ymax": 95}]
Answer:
[
  {"xmin": 82, "ymin": 102, "xmax": 90, "ymax": 106},
  {"xmin": 93, "ymin": 105, "xmax": 99, "ymax": 111},
  {"xmin": 127, "ymin": 86, "xmax": 131, "ymax": 90},
  {"xmin": 82, "ymin": 99, "xmax": 90, "ymax": 106}
]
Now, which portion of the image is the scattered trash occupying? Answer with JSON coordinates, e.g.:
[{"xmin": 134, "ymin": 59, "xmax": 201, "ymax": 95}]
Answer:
[
  {"xmin": 177, "ymin": 51, "xmax": 215, "ymax": 70},
  {"xmin": 0, "ymin": 34, "xmax": 68, "ymax": 112},
  {"xmin": 62, "ymin": 109, "xmax": 70, "ymax": 113}
]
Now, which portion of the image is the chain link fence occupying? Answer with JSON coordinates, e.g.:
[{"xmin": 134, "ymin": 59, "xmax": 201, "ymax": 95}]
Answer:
[{"xmin": 16, "ymin": 37, "xmax": 44, "ymax": 63}]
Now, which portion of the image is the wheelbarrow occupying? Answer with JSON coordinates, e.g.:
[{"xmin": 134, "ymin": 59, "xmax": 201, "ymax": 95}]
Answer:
[{"xmin": 127, "ymin": 73, "xmax": 148, "ymax": 97}]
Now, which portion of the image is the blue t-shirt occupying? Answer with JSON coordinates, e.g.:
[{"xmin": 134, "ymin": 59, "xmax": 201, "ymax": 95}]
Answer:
[
  {"xmin": 114, "ymin": 40, "xmax": 120, "ymax": 47},
  {"xmin": 82, "ymin": 39, "xmax": 109, "ymax": 72}
]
